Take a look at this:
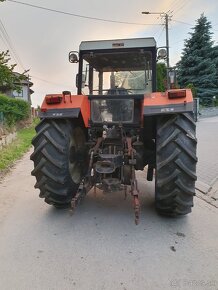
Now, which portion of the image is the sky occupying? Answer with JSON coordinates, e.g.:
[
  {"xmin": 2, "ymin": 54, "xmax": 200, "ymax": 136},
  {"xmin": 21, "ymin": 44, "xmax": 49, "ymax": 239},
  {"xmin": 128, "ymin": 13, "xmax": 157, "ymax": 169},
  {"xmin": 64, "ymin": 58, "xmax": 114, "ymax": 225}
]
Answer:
[{"xmin": 0, "ymin": 0, "xmax": 218, "ymax": 107}]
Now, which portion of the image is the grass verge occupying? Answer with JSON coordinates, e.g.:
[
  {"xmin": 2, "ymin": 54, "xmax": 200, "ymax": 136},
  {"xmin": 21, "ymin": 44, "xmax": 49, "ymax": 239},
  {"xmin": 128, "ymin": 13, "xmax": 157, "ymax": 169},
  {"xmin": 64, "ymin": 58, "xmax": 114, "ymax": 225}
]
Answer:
[{"xmin": 0, "ymin": 122, "xmax": 37, "ymax": 172}]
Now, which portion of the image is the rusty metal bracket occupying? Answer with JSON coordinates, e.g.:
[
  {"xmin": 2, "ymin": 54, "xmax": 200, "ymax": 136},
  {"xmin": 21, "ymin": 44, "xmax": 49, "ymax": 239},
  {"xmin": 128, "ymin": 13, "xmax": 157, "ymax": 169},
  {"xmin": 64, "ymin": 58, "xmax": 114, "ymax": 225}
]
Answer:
[
  {"xmin": 70, "ymin": 181, "xmax": 86, "ymax": 215},
  {"xmin": 90, "ymin": 137, "xmax": 103, "ymax": 154},
  {"xmin": 70, "ymin": 179, "xmax": 92, "ymax": 215},
  {"xmin": 133, "ymin": 195, "xmax": 140, "ymax": 225},
  {"xmin": 126, "ymin": 137, "xmax": 136, "ymax": 156},
  {"xmin": 129, "ymin": 168, "xmax": 140, "ymax": 224}
]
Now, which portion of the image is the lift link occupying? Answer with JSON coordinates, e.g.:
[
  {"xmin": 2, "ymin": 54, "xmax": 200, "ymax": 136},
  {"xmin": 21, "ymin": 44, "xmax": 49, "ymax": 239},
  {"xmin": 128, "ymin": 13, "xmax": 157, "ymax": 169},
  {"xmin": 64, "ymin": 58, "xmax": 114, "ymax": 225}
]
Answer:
[
  {"xmin": 70, "ymin": 150, "xmax": 95, "ymax": 215},
  {"xmin": 70, "ymin": 180, "xmax": 87, "ymax": 215},
  {"xmin": 130, "ymin": 151, "xmax": 141, "ymax": 225},
  {"xmin": 131, "ymin": 179, "xmax": 140, "ymax": 225},
  {"xmin": 133, "ymin": 195, "xmax": 140, "ymax": 225}
]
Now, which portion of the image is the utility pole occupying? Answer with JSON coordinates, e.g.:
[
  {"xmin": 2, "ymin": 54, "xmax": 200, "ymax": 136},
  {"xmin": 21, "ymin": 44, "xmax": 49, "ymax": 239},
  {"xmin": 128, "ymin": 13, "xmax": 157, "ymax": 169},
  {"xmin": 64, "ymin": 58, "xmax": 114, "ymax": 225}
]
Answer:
[
  {"xmin": 165, "ymin": 13, "xmax": 170, "ymax": 71},
  {"xmin": 142, "ymin": 11, "xmax": 170, "ymax": 89}
]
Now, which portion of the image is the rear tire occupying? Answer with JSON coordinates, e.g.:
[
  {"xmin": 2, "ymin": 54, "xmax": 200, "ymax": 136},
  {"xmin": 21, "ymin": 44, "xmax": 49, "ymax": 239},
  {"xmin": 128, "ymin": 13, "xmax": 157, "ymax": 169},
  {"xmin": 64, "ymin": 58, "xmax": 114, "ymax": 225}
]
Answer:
[
  {"xmin": 155, "ymin": 113, "xmax": 197, "ymax": 216},
  {"xmin": 31, "ymin": 119, "xmax": 87, "ymax": 208}
]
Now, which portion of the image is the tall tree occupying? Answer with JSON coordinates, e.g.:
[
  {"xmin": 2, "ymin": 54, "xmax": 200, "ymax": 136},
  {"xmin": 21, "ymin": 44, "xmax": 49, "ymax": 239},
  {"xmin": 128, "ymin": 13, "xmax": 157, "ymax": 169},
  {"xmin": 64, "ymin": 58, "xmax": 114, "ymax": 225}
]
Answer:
[
  {"xmin": 212, "ymin": 45, "xmax": 218, "ymax": 87},
  {"xmin": 177, "ymin": 14, "xmax": 218, "ymax": 99},
  {"xmin": 0, "ymin": 50, "xmax": 25, "ymax": 94}
]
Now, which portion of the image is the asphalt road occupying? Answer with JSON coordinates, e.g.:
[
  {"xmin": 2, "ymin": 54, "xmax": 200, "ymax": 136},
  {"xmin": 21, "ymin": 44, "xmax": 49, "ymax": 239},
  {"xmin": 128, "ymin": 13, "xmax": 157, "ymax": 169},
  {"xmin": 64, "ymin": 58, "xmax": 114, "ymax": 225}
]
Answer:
[{"xmin": 0, "ymin": 121, "xmax": 218, "ymax": 290}]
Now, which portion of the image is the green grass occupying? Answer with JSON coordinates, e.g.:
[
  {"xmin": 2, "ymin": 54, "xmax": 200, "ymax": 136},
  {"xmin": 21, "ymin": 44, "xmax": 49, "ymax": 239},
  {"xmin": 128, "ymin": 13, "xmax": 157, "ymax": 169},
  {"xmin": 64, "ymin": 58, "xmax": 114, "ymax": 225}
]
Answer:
[{"xmin": 0, "ymin": 122, "xmax": 37, "ymax": 172}]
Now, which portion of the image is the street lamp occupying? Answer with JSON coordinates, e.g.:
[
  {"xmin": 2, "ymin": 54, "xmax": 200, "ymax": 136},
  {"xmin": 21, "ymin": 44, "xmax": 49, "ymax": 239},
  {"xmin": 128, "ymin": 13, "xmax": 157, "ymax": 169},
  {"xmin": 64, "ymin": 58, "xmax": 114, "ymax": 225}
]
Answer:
[{"xmin": 142, "ymin": 11, "xmax": 170, "ymax": 89}]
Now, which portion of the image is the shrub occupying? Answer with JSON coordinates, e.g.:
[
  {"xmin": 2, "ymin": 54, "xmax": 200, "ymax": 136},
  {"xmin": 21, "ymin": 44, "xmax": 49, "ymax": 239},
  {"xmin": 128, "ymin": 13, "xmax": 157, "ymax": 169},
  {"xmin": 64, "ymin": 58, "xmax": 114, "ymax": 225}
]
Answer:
[
  {"xmin": 0, "ymin": 94, "xmax": 30, "ymax": 126},
  {"xmin": 186, "ymin": 83, "xmax": 197, "ymax": 98}
]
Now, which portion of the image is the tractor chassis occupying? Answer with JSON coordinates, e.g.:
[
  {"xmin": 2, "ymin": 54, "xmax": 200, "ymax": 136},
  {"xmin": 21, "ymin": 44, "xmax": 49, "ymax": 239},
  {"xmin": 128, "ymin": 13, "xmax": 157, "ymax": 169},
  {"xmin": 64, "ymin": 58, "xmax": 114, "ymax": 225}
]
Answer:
[{"xmin": 69, "ymin": 137, "xmax": 141, "ymax": 225}]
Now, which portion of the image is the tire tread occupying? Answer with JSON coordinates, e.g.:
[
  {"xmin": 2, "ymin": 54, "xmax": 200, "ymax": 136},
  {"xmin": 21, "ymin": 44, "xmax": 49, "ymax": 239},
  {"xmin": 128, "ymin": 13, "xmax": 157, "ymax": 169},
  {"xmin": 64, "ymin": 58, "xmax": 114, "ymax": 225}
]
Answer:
[{"xmin": 155, "ymin": 112, "xmax": 197, "ymax": 216}]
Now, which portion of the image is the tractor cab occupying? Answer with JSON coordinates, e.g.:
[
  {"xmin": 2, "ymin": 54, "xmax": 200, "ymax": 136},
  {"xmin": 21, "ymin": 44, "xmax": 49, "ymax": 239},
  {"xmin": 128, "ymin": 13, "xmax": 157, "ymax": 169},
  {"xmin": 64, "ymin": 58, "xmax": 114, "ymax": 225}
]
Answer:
[
  {"xmin": 76, "ymin": 38, "xmax": 157, "ymax": 95},
  {"xmin": 70, "ymin": 38, "xmax": 157, "ymax": 126}
]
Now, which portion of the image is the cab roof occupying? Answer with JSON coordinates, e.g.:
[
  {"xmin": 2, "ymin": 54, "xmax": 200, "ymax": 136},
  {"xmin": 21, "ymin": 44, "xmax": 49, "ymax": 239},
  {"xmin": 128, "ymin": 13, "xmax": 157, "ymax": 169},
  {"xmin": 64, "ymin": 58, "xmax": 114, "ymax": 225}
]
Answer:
[{"xmin": 79, "ymin": 37, "xmax": 156, "ymax": 51}]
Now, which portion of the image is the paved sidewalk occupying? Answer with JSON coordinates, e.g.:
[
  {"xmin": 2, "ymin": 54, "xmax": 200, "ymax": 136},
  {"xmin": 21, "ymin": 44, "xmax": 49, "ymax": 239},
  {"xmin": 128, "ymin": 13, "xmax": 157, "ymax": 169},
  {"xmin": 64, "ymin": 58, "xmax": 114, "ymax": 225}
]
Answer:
[{"xmin": 196, "ymin": 116, "xmax": 218, "ymax": 206}]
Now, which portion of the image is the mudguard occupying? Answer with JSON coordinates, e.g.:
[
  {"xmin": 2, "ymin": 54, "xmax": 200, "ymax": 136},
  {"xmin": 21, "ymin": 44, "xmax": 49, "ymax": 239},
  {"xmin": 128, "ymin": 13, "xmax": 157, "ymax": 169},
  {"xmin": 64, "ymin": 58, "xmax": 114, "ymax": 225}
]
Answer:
[
  {"xmin": 39, "ymin": 93, "xmax": 90, "ymax": 127},
  {"xmin": 143, "ymin": 89, "xmax": 193, "ymax": 116}
]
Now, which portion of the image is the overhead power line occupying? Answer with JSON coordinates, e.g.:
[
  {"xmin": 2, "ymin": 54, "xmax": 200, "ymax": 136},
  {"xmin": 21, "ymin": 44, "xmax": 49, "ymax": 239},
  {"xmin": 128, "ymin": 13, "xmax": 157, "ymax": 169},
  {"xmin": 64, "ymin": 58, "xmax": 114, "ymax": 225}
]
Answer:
[
  {"xmin": 156, "ymin": 26, "xmax": 165, "ymax": 41},
  {"xmin": 7, "ymin": 0, "xmax": 160, "ymax": 26},
  {"xmin": 0, "ymin": 18, "xmax": 25, "ymax": 70},
  {"xmin": 171, "ymin": 0, "xmax": 190, "ymax": 16},
  {"xmin": 0, "ymin": 29, "xmax": 8, "ymax": 49},
  {"xmin": 171, "ymin": 19, "xmax": 192, "ymax": 26},
  {"xmin": 166, "ymin": 0, "xmax": 185, "ymax": 12},
  {"xmin": 31, "ymin": 75, "xmax": 73, "ymax": 88}
]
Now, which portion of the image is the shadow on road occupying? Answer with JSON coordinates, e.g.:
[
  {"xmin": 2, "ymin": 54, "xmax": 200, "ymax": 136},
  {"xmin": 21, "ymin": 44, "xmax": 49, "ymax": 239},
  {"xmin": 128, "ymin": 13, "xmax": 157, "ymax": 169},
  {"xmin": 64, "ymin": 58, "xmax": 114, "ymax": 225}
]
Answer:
[{"xmin": 42, "ymin": 183, "xmax": 189, "ymax": 234}]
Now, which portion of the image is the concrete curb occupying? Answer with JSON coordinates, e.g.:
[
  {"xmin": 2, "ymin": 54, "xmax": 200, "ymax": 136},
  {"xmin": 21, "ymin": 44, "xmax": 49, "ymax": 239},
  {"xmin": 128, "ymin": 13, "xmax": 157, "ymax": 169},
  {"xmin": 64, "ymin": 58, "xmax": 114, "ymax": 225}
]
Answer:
[
  {"xmin": 209, "ymin": 180, "xmax": 218, "ymax": 201},
  {"xmin": 195, "ymin": 180, "xmax": 212, "ymax": 194},
  {"xmin": 195, "ymin": 178, "xmax": 218, "ymax": 208}
]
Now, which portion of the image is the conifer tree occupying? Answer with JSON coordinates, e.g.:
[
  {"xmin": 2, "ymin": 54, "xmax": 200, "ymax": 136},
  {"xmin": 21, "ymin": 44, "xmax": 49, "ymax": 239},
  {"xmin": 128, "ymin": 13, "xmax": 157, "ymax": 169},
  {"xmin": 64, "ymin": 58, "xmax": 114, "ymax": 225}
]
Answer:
[
  {"xmin": 177, "ymin": 14, "xmax": 218, "ymax": 99},
  {"xmin": 212, "ymin": 45, "xmax": 218, "ymax": 87}
]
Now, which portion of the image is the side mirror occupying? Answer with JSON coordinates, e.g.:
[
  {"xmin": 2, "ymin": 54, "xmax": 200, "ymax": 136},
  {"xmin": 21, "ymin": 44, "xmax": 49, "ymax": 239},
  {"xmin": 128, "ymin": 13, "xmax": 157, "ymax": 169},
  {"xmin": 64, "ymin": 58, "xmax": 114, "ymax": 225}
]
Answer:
[
  {"xmin": 157, "ymin": 48, "xmax": 167, "ymax": 60},
  {"xmin": 69, "ymin": 51, "xmax": 79, "ymax": 63}
]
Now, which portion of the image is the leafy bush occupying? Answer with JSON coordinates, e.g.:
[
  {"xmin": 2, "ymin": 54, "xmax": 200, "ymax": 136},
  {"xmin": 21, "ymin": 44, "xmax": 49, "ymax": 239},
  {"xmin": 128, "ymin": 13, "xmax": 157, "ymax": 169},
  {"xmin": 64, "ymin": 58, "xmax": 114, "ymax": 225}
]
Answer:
[
  {"xmin": 186, "ymin": 83, "xmax": 197, "ymax": 98},
  {"xmin": 0, "ymin": 94, "xmax": 30, "ymax": 126},
  {"xmin": 0, "ymin": 50, "xmax": 25, "ymax": 93}
]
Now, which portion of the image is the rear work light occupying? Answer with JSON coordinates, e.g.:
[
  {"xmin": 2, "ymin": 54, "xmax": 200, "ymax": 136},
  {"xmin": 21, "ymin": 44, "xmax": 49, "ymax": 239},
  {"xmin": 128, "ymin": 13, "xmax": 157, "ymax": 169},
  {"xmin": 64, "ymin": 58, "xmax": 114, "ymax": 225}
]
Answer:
[
  {"xmin": 45, "ymin": 95, "xmax": 62, "ymax": 104},
  {"xmin": 168, "ymin": 90, "xmax": 186, "ymax": 99}
]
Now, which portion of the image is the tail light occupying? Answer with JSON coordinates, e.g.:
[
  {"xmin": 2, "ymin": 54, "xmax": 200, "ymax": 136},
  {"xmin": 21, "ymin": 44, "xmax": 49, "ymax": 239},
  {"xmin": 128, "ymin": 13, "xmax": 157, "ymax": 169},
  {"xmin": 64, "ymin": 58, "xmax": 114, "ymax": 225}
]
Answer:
[
  {"xmin": 45, "ymin": 95, "xmax": 62, "ymax": 104},
  {"xmin": 168, "ymin": 90, "xmax": 186, "ymax": 99}
]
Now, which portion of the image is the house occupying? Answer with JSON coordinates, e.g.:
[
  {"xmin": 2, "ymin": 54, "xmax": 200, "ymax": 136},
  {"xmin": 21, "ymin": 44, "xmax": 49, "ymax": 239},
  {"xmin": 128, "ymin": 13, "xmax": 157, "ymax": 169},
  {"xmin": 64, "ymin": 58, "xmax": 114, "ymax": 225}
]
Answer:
[{"xmin": 5, "ymin": 72, "xmax": 34, "ymax": 104}]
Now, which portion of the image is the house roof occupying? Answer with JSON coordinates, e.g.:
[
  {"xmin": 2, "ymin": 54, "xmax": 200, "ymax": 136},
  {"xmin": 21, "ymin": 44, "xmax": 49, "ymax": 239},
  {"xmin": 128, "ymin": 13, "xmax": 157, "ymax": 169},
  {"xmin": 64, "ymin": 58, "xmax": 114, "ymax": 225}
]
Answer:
[{"xmin": 14, "ymin": 72, "xmax": 33, "ymax": 87}]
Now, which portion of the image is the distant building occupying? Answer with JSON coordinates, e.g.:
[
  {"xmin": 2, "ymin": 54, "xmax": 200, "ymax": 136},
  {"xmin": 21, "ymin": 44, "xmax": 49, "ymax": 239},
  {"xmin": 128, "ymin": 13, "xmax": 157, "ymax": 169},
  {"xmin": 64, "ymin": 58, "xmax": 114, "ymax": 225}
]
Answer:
[{"xmin": 5, "ymin": 72, "xmax": 34, "ymax": 104}]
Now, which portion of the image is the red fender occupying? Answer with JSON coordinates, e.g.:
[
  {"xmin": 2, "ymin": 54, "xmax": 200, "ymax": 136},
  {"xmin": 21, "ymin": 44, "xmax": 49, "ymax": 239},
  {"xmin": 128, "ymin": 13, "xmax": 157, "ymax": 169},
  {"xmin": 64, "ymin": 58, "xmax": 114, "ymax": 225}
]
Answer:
[
  {"xmin": 40, "ymin": 93, "xmax": 90, "ymax": 127},
  {"xmin": 143, "ymin": 89, "xmax": 193, "ymax": 115}
]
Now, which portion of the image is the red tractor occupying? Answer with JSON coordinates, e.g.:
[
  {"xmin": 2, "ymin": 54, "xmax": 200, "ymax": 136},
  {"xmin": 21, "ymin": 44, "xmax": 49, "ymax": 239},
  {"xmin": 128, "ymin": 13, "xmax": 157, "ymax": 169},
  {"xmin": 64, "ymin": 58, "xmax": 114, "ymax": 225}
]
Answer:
[{"xmin": 31, "ymin": 37, "xmax": 197, "ymax": 224}]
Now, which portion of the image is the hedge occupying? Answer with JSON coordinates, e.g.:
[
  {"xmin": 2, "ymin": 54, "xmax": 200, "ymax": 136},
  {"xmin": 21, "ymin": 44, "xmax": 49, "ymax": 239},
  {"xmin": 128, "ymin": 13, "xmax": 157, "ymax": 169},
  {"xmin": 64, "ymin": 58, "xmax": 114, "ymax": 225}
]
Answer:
[{"xmin": 0, "ymin": 94, "xmax": 30, "ymax": 126}]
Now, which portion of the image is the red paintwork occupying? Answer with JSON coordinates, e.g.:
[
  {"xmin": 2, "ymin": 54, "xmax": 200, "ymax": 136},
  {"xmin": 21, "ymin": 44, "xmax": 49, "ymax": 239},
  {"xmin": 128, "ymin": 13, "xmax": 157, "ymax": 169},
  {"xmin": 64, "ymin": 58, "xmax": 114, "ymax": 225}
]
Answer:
[
  {"xmin": 41, "ymin": 89, "xmax": 193, "ymax": 128},
  {"xmin": 41, "ymin": 93, "xmax": 90, "ymax": 127},
  {"xmin": 144, "ymin": 89, "xmax": 193, "ymax": 107}
]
